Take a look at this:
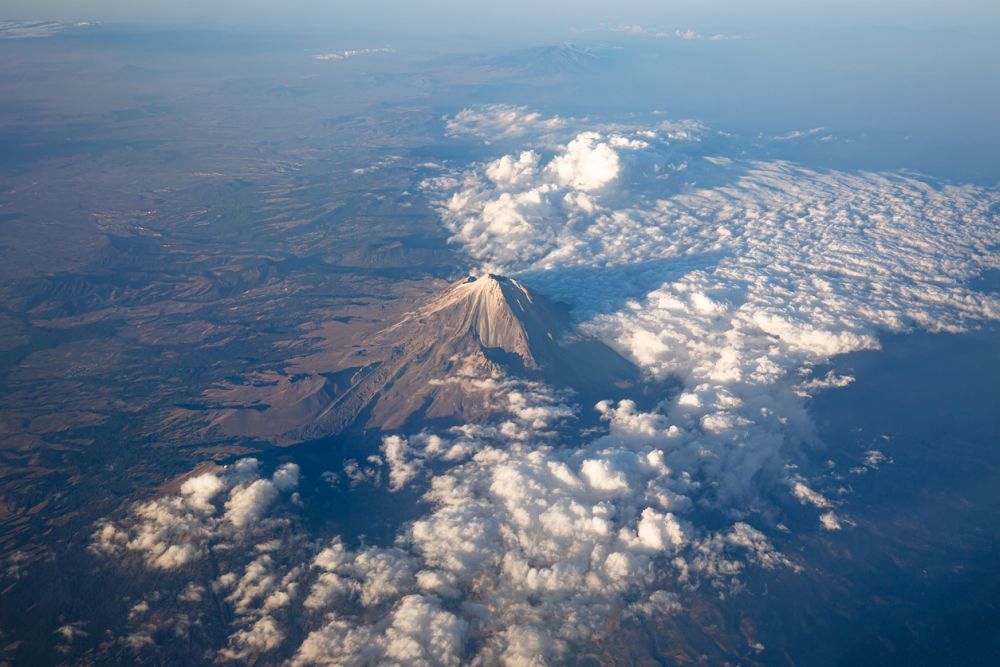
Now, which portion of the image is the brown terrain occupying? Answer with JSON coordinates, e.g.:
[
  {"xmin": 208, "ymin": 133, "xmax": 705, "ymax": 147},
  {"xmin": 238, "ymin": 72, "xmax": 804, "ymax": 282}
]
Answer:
[{"xmin": 176, "ymin": 274, "xmax": 640, "ymax": 443}]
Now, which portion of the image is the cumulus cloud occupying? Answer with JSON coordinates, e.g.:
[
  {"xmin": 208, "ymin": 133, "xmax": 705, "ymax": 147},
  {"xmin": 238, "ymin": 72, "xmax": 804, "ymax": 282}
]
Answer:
[
  {"xmin": 90, "ymin": 460, "xmax": 300, "ymax": 569},
  {"xmin": 381, "ymin": 435, "xmax": 421, "ymax": 491},
  {"xmin": 545, "ymin": 132, "xmax": 621, "ymax": 190},
  {"xmin": 850, "ymin": 447, "xmax": 895, "ymax": 475},
  {"xmin": 626, "ymin": 590, "xmax": 682, "ymax": 618},
  {"xmin": 819, "ymin": 512, "xmax": 843, "ymax": 531},
  {"xmin": 795, "ymin": 370, "xmax": 855, "ymax": 396},
  {"xmin": 216, "ymin": 552, "xmax": 306, "ymax": 659},
  {"xmin": 293, "ymin": 594, "xmax": 467, "ymax": 667},
  {"xmin": 792, "ymin": 482, "xmax": 832, "ymax": 509},
  {"xmin": 444, "ymin": 104, "xmax": 566, "ymax": 143},
  {"xmin": 485, "ymin": 150, "xmax": 540, "ymax": 187},
  {"xmin": 55, "ymin": 622, "xmax": 88, "ymax": 642}
]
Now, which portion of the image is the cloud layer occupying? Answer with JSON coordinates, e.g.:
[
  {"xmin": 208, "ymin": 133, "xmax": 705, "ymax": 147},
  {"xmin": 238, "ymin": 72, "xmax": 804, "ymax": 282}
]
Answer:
[
  {"xmin": 95, "ymin": 377, "xmax": 797, "ymax": 664},
  {"xmin": 90, "ymin": 106, "xmax": 1000, "ymax": 664},
  {"xmin": 426, "ymin": 104, "xmax": 999, "ymax": 519}
]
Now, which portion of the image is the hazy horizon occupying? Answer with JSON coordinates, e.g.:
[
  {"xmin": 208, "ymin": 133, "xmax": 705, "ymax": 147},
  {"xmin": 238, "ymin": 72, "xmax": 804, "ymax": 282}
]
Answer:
[{"xmin": 4, "ymin": 1, "xmax": 1000, "ymax": 39}]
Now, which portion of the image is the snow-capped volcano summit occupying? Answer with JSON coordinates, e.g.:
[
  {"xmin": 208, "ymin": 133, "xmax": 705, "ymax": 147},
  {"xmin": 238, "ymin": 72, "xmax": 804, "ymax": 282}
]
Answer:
[{"xmin": 382, "ymin": 273, "xmax": 567, "ymax": 371}]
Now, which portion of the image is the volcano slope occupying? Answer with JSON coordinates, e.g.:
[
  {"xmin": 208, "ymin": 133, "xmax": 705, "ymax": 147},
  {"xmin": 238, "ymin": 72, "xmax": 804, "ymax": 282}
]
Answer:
[{"xmin": 190, "ymin": 274, "xmax": 643, "ymax": 443}]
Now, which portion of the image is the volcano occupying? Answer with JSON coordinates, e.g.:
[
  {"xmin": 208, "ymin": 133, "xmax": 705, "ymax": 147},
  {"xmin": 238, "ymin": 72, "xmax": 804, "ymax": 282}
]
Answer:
[
  {"xmin": 191, "ymin": 274, "xmax": 639, "ymax": 442},
  {"xmin": 349, "ymin": 274, "xmax": 639, "ymax": 428}
]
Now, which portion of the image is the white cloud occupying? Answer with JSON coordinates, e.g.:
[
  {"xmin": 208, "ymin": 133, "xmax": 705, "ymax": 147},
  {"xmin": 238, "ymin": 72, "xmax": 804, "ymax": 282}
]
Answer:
[
  {"xmin": 445, "ymin": 104, "xmax": 566, "ymax": 143},
  {"xmin": 626, "ymin": 590, "xmax": 682, "ymax": 618},
  {"xmin": 90, "ymin": 460, "xmax": 300, "ymax": 570},
  {"xmin": 178, "ymin": 583, "xmax": 205, "ymax": 603},
  {"xmin": 865, "ymin": 450, "xmax": 886, "ymax": 466},
  {"xmin": 774, "ymin": 127, "xmax": 827, "ymax": 141},
  {"xmin": 545, "ymin": 132, "xmax": 621, "ymax": 191},
  {"xmin": 603, "ymin": 24, "xmax": 742, "ymax": 41},
  {"xmin": 215, "ymin": 552, "xmax": 306, "ymax": 659},
  {"xmin": 792, "ymin": 482, "xmax": 832, "ymax": 509},
  {"xmin": 292, "ymin": 595, "xmax": 467, "ymax": 667},
  {"xmin": 819, "ymin": 512, "xmax": 843, "ymax": 531},
  {"xmin": 225, "ymin": 479, "xmax": 280, "ymax": 529},
  {"xmin": 795, "ymin": 370, "xmax": 855, "ymax": 396},
  {"xmin": 381, "ymin": 435, "xmax": 422, "ymax": 491},
  {"xmin": 0, "ymin": 20, "xmax": 95, "ymax": 39},
  {"xmin": 313, "ymin": 47, "xmax": 395, "ymax": 61},
  {"xmin": 609, "ymin": 135, "xmax": 650, "ymax": 150},
  {"xmin": 675, "ymin": 28, "xmax": 740, "ymax": 41},
  {"xmin": 485, "ymin": 151, "xmax": 540, "ymax": 187},
  {"xmin": 225, "ymin": 616, "xmax": 285, "ymax": 656},
  {"xmin": 55, "ymin": 622, "xmax": 88, "ymax": 642}
]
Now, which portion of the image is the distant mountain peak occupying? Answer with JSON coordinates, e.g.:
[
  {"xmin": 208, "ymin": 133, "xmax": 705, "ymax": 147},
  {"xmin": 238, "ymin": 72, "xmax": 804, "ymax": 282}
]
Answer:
[{"xmin": 487, "ymin": 43, "xmax": 601, "ymax": 76}]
